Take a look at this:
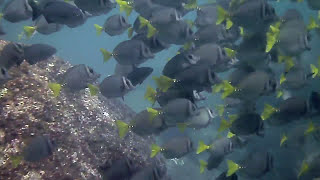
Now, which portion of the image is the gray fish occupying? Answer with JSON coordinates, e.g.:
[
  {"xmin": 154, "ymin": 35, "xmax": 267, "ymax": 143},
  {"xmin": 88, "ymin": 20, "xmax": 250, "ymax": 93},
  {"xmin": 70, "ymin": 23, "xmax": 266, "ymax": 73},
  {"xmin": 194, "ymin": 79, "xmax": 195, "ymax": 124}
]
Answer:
[
  {"xmin": 112, "ymin": 40, "xmax": 154, "ymax": 65},
  {"xmin": 156, "ymin": 85, "xmax": 204, "ymax": 107},
  {"xmin": 195, "ymin": 4, "xmax": 218, "ymax": 28},
  {"xmin": 229, "ymin": 0, "xmax": 277, "ymax": 33},
  {"xmin": 98, "ymin": 157, "xmax": 136, "ymax": 180},
  {"xmin": 149, "ymin": 7, "xmax": 182, "ymax": 28},
  {"xmin": 207, "ymin": 137, "xmax": 233, "ymax": 170},
  {"xmin": 228, "ymin": 70, "xmax": 277, "ymax": 101},
  {"xmin": 280, "ymin": 65, "xmax": 311, "ymax": 90},
  {"xmin": 230, "ymin": 112, "xmax": 264, "ymax": 137},
  {"xmin": 215, "ymin": 171, "xmax": 238, "ymax": 180},
  {"xmin": 34, "ymin": 15, "xmax": 63, "ymax": 35},
  {"xmin": 130, "ymin": 165, "xmax": 163, "ymax": 180},
  {"xmin": 22, "ymin": 135, "xmax": 55, "ymax": 162},
  {"xmin": 157, "ymin": 20, "xmax": 194, "ymax": 45},
  {"xmin": 277, "ymin": 19, "xmax": 311, "ymax": 56},
  {"xmin": 114, "ymin": 63, "xmax": 134, "ymax": 77},
  {"xmin": 161, "ymin": 136, "xmax": 193, "ymax": 159},
  {"xmin": 31, "ymin": 1, "xmax": 86, "ymax": 27},
  {"xmin": 236, "ymin": 33, "xmax": 271, "ymax": 69},
  {"xmin": 185, "ymin": 107, "xmax": 215, "ymax": 129},
  {"xmin": 162, "ymin": 52, "xmax": 200, "ymax": 79},
  {"xmin": 281, "ymin": 9, "xmax": 303, "ymax": 23},
  {"xmin": 130, "ymin": 109, "xmax": 167, "ymax": 136},
  {"xmin": 3, "ymin": 0, "xmax": 33, "ymax": 23},
  {"xmin": 74, "ymin": 0, "xmax": 115, "ymax": 15},
  {"xmin": 126, "ymin": 67, "xmax": 153, "ymax": 86},
  {"xmin": 299, "ymin": 153, "xmax": 320, "ymax": 180},
  {"xmin": 239, "ymin": 151, "xmax": 273, "ymax": 178},
  {"xmin": 282, "ymin": 125, "xmax": 308, "ymax": 149},
  {"xmin": 162, "ymin": 98, "xmax": 198, "ymax": 126},
  {"xmin": 131, "ymin": 33, "xmax": 169, "ymax": 54},
  {"xmin": 103, "ymin": 14, "xmax": 131, "ymax": 36},
  {"xmin": 306, "ymin": 0, "xmax": 320, "ymax": 10},
  {"xmin": 228, "ymin": 65, "xmax": 255, "ymax": 86},
  {"xmin": 61, "ymin": 64, "xmax": 100, "ymax": 92},
  {"xmin": 194, "ymin": 24, "xmax": 240, "ymax": 46},
  {"xmin": 132, "ymin": 0, "xmax": 155, "ymax": 19},
  {"xmin": 23, "ymin": 43, "xmax": 57, "ymax": 65},
  {"xmin": 99, "ymin": 75, "xmax": 134, "ymax": 98},
  {"xmin": 268, "ymin": 96, "xmax": 309, "ymax": 126},
  {"xmin": 64, "ymin": 9, "xmax": 90, "ymax": 28},
  {"xmin": 193, "ymin": 43, "xmax": 232, "ymax": 72},
  {"xmin": 0, "ymin": 42, "xmax": 25, "ymax": 69},
  {"xmin": 175, "ymin": 64, "xmax": 221, "ymax": 92}
]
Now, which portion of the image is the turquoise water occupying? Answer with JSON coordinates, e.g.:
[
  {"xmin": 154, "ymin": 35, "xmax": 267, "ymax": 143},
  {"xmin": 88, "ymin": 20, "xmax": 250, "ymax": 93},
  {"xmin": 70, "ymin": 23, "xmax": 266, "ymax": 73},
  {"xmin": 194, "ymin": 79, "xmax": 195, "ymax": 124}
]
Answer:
[{"xmin": 2, "ymin": 0, "xmax": 320, "ymax": 179}]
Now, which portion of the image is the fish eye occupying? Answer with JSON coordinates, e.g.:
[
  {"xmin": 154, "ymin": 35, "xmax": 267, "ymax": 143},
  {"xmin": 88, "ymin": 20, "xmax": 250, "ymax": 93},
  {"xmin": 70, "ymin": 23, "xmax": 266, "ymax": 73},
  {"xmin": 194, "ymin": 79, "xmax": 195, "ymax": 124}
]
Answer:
[
  {"xmin": 89, "ymin": 68, "xmax": 94, "ymax": 73},
  {"xmin": 187, "ymin": 54, "xmax": 194, "ymax": 60}
]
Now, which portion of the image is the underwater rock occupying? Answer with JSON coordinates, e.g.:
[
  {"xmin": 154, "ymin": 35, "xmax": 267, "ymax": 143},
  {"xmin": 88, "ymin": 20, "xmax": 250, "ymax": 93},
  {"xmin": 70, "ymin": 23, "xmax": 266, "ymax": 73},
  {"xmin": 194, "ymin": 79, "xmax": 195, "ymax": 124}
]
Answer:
[{"xmin": 0, "ymin": 40, "xmax": 167, "ymax": 179}]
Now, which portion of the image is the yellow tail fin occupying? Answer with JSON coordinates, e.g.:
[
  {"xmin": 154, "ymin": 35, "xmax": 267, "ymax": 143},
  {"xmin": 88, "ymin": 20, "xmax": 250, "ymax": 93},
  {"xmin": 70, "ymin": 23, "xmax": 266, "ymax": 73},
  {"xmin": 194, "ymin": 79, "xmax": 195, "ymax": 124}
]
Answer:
[
  {"xmin": 177, "ymin": 123, "xmax": 188, "ymax": 132},
  {"xmin": 224, "ymin": 47, "xmax": 237, "ymax": 59},
  {"xmin": 216, "ymin": 105, "xmax": 225, "ymax": 116},
  {"xmin": 228, "ymin": 114, "xmax": 238, "ymax": 123},
  {"xmin": 100, "ymin": 48, "xmax": 113, "ymax": 62},
  {"xmin": 48, "ymin": 83, "xmax": 62, "ymax": 97},
  {"xmin": 277, "ymin": 90, "xmax": 283, "ymax": 98},
  {"xmin": 280, "ymin": 73, "xmax": 286, "ymax": 85},
  {"xmin": 307, "ymin": 16, "xmax": 319, "ymax": 30},
  {"xmin": 87, "ymin": 84, "xmax": 99, "ymax": 96},
  {"xmin": 144, "ymin": 86, "xmax": 157, "ymax": 105},
  {"xmin": 221, "ymin": 81, "xmax": 236, "ymax": 99},
  {"xmin": 150, "ymin": 144, "xmax": 163, "ymax": 158},
  {"xmin": 261, "ymin": 104, "xmax": 278, "ymax": 120},
  {"xmin": 216, "ymin": 5, "xmax": 228, "ymax": 25},
  {"xmin": 147, "ymin": 107, "xmax": 160, "ymax": 121},
  {"xmin": 118, "ymin": 2, "xmax": 133, "ymax": 17},
  {"xmin": 94, "ymin": 24, "xmax": 103, "ymax": 36},
  {"xmin": 227, "ymin": 160, "xmax": 240, "ymax": 177},
  {"xmin": 310, "ymin": 64, "xmax": 319, "ymax": 78},
  {"xmin": 196, "ymin": 141, "xmax": 211, "ymax": 154},
  {"xmin": 139, "ymin": 16, "xmax": 149, "ymax": 29},
  {"xmin": 227, "ymin": 131, "xmax": 235, "ymax": 138},
  {"xmin": 115, "ymin": 120, "xmax": 130, "ymax": 139},
  {"xmin": 280, "ymin": 134, "xmax": 287, "ymax": 147},
  {"xmin": 226, "ymin": 18, "xmax": 233, "ymax": 29},
  {"xmin": 199, "ymin": 160, "xmax": 208, "ymax": 174},
  {"xmin": 183, "ymin": 0, "xmax": 198, "ymax": 10},
  {"xmin": 239, "ymin": 27, "xmax": 244, "ymax": 36},
  {"xmin": 128, "ymin": 27, "xmax": 133, "ymax": 38},
  {"xmin": 23, "ymin": 26, "xmax": 36, "ymax": 39},
  {"xmin": 152, "ymin": 75, "xmax": 175, "ymax": 92},
  {"xmin": 147, "ymin": 23, "xmax": 157, "ymax": 38},
  {"xmin": 212, "ymin": 83, "xmax": 224, "ymax": 94},
  {"xmin": 304, "ymin": 121, "xmax": 316, "ymax": 135},
  {"xmin": 218, "ymin": 119, "xmax": 232, "ymax": 132},
  {"xmin": 298, "ymin": 161, "xmax": 309, "ymax": 178}
]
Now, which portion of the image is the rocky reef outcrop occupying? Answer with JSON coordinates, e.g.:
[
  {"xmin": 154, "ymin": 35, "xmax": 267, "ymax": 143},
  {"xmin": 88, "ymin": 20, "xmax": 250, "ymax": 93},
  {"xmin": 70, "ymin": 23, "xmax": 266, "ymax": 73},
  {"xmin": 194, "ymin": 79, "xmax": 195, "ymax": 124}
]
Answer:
[{"xmin": 0, "ymin": 40, "xmax": 166, "ymax": 180}]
